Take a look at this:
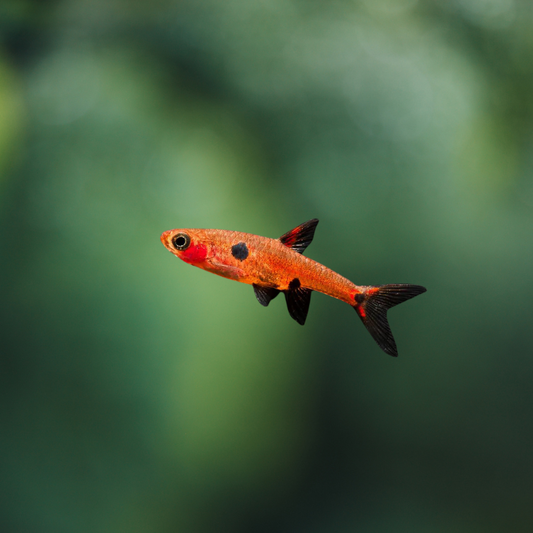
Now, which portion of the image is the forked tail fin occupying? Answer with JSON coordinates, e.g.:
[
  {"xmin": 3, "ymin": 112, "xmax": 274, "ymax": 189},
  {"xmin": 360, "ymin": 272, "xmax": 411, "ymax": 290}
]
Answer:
[{"xmin": 354, "ymin": 284, "xmax": 426, "ymax": 357}]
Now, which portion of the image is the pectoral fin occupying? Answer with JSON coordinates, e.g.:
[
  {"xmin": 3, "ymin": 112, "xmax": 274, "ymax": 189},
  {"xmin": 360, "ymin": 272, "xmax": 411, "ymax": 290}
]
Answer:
[{"xmin": 206, "ymin": 258, "xmax": 245, "ymax": 280}]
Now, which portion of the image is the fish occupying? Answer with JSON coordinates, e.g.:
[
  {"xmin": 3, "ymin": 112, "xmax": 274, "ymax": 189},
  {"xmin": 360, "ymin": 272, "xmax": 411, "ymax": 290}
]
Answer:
[{"xmin": 160, "ymin": 219, "xmax": 426, "ymax": 357}]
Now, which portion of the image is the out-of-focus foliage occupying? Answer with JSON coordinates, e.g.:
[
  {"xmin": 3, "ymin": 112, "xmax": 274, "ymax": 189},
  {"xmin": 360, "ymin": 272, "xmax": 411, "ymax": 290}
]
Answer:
[{"xmin": 1, "ymin": 1, "xmax": 532, "ymax": 532}]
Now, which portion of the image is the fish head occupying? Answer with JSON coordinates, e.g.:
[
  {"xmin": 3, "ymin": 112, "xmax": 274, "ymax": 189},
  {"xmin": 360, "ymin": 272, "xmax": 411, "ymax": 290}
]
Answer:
[{"xmin": 160, "ymin": 228, "xmax": 208, "ymax": 265}]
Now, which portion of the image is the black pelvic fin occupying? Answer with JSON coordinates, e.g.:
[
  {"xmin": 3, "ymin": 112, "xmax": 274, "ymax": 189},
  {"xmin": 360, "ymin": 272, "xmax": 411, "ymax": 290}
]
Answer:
[
  {"xmin": 284, "ymin": 287, "xmax": 312, "ymax": 325},
  {"xmin": 253, "ymin": 284, "xmax": 280, "ymax": 307},
  {"xmin": 279, "ymin": 219, "xmax": 319, "ymax": 254}
]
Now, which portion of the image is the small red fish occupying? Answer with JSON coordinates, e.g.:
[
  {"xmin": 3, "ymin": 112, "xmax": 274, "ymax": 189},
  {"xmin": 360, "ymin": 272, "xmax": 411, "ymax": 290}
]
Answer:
[{"xmin": 161, "ymin": 219, "xmax": 426, "ymax": 356}]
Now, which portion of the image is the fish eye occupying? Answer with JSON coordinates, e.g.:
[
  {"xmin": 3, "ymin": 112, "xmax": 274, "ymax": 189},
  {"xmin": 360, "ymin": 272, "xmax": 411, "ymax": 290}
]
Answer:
[{"xmin": 172, "ymin": 233, "xmax": 190, "ymax": 251}]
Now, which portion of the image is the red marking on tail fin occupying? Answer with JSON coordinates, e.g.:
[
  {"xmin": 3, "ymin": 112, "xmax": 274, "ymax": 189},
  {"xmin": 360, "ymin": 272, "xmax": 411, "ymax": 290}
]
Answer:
[
  {"xmin": 355, "ymin": 305, "xmax": 366, "ymax": 319},
  {"xmin": 353, "ymin": 290, "xmax": 367, "ymax": 319}
]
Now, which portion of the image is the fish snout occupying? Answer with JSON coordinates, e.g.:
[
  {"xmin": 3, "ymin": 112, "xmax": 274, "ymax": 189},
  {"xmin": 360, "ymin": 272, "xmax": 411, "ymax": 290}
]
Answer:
[{"xmin": 160, "ymin": 230, "xmax": 174, "ymax": 250}]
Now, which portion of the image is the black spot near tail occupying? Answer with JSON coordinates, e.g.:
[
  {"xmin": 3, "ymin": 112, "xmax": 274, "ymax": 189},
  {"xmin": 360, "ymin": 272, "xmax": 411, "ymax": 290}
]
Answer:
[{"xmin": 289, "ymin": 278, "xmax": 301, "ymax": 290}]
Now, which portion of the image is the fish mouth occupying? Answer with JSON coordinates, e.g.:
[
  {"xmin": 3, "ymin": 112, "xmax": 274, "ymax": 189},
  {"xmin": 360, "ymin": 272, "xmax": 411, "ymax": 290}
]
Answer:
[{"xmin": 160, "ymin": 230, "xmax": 173, "ymax": 250}]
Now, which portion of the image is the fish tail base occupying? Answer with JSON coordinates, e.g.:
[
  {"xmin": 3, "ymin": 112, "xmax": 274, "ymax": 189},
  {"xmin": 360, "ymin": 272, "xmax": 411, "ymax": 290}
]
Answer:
[{"xmin": 354, "ymin": 284, "xmax": 426, "ymax": 357}]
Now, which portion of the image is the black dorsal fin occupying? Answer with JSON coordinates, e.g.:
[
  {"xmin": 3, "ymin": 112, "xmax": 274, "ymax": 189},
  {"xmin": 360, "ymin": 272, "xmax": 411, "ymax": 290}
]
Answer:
[
  {"xmin": 284, "ymin": 282, "xmax": 312, "ymax": 325},
  {"xmin": 253, "ymin": 284, "xmax": 280, "ymax": 307},
  {"xmin": 279, "ymin": 219, "xmax": 319, "ymax": 254}
]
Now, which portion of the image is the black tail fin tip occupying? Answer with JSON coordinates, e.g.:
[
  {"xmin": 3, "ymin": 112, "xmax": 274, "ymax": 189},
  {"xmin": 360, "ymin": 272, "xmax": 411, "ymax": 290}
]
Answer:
[{"xmin": 354, "ymin": 284, "xmax": 426, "ymax": 357}]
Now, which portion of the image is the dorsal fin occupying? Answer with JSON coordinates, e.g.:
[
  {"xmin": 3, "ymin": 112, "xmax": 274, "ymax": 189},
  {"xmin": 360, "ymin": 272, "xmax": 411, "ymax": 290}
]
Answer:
[{"xmin": 279, "ymin": 219, "xmax": 319, "ymax": 254}]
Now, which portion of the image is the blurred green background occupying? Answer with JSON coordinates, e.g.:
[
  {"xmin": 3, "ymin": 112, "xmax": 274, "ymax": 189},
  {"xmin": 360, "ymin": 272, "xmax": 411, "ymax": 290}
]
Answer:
[{"xmin": 1, "ymin": 1, "xmax": 533, "ymax": 532}]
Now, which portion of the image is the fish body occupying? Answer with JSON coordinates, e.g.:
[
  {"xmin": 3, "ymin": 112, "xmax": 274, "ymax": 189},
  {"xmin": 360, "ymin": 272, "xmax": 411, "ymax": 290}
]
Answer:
[{"xmin": 161, "ymin": 219, "xmax": 426, "ymax": 357}]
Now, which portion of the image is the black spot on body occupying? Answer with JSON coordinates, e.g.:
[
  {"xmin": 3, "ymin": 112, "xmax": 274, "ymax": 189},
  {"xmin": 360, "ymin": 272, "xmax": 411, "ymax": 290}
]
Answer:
[
  {"xmin": 355, "ymin": 293, "xmax": 365, "ymax": 304},
  {"xmin": 231, "ymin": 242, "xmax": 249, "ymax": 261},
  {"xmin": 289, "ymin": 278, "xmax": 301, "ymax": 290}
]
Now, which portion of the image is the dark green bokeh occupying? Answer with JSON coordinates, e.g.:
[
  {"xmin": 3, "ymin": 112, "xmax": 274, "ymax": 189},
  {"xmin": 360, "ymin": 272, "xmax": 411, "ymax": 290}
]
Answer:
[{"xmin": 1, "ymin": 1, "xmax": 533, "ymax": 532}]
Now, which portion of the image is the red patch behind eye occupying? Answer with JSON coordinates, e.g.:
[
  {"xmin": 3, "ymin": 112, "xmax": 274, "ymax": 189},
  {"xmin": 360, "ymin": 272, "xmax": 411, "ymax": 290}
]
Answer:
[{"xmin": 180, "ymin": 243, "xmax": 207, "ymax": 264}]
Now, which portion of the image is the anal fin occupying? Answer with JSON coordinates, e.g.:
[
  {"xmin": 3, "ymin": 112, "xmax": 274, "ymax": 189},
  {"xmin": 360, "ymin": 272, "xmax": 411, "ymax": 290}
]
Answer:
[{"xmin": 284, "ymin": 287, "xmax": 312, "ymax": 325}]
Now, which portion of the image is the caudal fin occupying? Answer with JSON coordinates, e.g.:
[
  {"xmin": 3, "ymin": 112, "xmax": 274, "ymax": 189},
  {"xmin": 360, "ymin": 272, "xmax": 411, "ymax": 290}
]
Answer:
[{"xmin": 354, "ymin": 284, "xmax": 426, "ymax": 357}]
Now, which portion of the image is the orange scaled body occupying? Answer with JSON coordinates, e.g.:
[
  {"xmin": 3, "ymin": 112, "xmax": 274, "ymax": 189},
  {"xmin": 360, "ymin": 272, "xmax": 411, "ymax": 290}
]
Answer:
[{"xmin": 161, "ymin": 219, "xmax": 426, "ymax": 357}]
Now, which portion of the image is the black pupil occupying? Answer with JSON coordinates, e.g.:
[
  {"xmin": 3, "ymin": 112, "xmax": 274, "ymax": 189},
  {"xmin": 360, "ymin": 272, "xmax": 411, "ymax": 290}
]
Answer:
[{"xmin": 175, "ymin": 236, "xmax": 186, "ymax": 247}]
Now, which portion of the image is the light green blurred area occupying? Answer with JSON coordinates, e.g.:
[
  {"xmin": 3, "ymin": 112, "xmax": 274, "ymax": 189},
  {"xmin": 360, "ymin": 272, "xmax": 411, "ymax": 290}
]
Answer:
[{"xmin": 1, "ymin": 1, "xmax": 533, "ymax": 532}]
